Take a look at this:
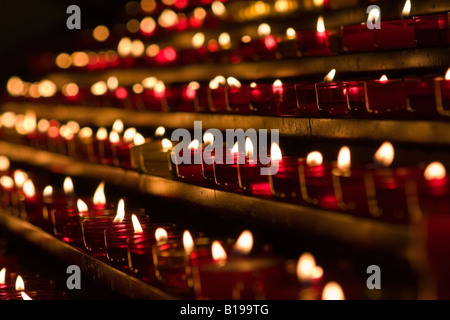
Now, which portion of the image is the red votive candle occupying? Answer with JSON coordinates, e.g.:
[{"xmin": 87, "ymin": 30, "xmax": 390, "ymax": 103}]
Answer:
[
  {"xmin": 297, "ymin": 17, "xmax": 338, "ymax": 56},
  {"xmin": 171, "ymin": 143, "xmax": 205, "ymax": 184},
  {"xmin": 142, "ymin": 79, "xmax": 169, "ymax": 112},
  {"xmin": 294, "ymin": 82, "xmax": 320, "ymax": 117},
  {"xmin": 404, "ymin": 77, "xmax": 439, "ymax": 119},
  {"xmin": 166, "ymin": 83, "xmax": 197, "ymax": 113},
  {"xmin": 277, "ymin": 28, "xmax": 301, "ymax": 59},
  {"xmin": 213, "ymin": 145, "xmax": 242, "ymax": 191},
  {"xmin": 341, "ymin": 24, "xmax": 377, "ymax": 53},
  {"xmin": 414, "ymin": 13, "xmax": 450, "ymax": 47},
  {"xmin": 208, "ymin": 76, "xmax": 228, "ymax": 113},
  {"xmin": 193, "ymin": 83, "xmax": 211, "ymax": 113},
  {"xmin": 227, "ymin": 80, "xmax": 253, "ymax": 114},
  {"xmin": 250, "ymin": 80, "xmax": 299, "ymax": 116},
  {"xmin": 418, "ymin": 162, "xmax": 449, "ymax": 215},
  {"xmin": 374, "ymin": 18, "xmax": 416, "ymax": 50}
]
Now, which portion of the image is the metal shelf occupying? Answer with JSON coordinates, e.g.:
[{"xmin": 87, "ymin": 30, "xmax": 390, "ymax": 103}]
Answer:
[
  {"xmin": 0, "ymin": 212, "xmax": 177, "ymax": 300},
  {"xmin": 4, "ymin": 102, "xmax": 450, "ymax": 145},
  {"xmin": 0, "ymin": 141, "xmax": 416, "ymax": 258}
]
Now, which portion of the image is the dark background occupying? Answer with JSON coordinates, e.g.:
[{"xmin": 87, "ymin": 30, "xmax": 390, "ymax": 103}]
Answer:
[{"xmin": 0, "ymin": 1, "xmax": 126, "ymax": 84}]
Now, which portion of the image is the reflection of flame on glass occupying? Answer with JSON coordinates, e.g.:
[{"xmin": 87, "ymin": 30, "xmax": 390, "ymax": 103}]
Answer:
[
  {"xmin": 183, "ymin": 230, "xmax": 195, "ymax": 255},
  {"xmin": 374, "ymin": 142, "xmax": 394, "ymax": 167},
  {"xmin": 113, "ymin": 198, "xmax": 125, "ymax": 223},
  {"xmin": 233, "ymin": 230, "xmax": 253, "ymax": 255},
  {"xmin": 424, "ymin": 162, "xmax": 446, "ymax": 180},
  {"xmin": 306, "ymin": 151, "xmax": 323, "ymax": 167},
  {"xmin": 322, "ymin": 282, "xmax": 345, "ymax": 300},
  {"xmin": 211, "ymin": 241, "xmax": 227, "ymax": 264}
]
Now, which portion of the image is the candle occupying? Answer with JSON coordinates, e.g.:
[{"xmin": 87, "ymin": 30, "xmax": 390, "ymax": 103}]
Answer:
[
  {"xmin": 250, "ymin": 80, "xmax": 299, "ymax": 116},
  {"xmin": 419, "ymin": 162, "xmax": 449, "ymax": 214},
  {"xmin": 321, "ymin": 281, "xmax": 345, "ymax": 300},
  {"xmin": 213, "ymin": 142, "xmax": 242, "ymax": 191},
  {"xmin": 142, "ymin": 78, "xmax": 169, "ymax": 112},
  {"xmin": 253, "ymin": 23, "xmax": 279, "ymax": 61},
  {"xmin": 226, "ymin": 77, "xmax": 253, "ymax": 114},
  {"xmin": 132, "ymin": 136, "xmax": 173, "ymax": 174},
  {"xmin": 77, "ymin": 127, "xmax": 96, "ymax": 162},
  {"xmin": 277, "ymin": 27, "xmax": 301, "ymax": 59},
  {"xmin": 208, "ymin": 76, "xmax": 228, "ymax": 113},
  {"xmin": 414, "ymin": 12, "xmax": 450, "ymax": 47},
  {"xmin": 236, "ymin": 35, "xmax": 256, "ymax": 62},
  {"xmin": 166, "ymin": 82, "xmax": 198, "ymax": 112},
  {"xmin": 364, "ymin": 75, "xmax": 411, "ymax": 118},
  {"xmin": 171, "ymin": 139, "xmax": 205, "ymax": 184},
  {"xmin": 21, "ymin": 179, "xmax": 43, "ymax": 225},
  {"xmin": 298, "ymin": 151, "xmax": 338, "ymax": 210},
  {"xmin": 294, "ymin": 82, "xmax": 320, "ymax": 117},
  {"xmin": 297, "ymin": 16, "xmax": 338, "ymax": 56},
  {"xmin": 177, "ymin": 32, "xmax": 208, "ymax": 65}
]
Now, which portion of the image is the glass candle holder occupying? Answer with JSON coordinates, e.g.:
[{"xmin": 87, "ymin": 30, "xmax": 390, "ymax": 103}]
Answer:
[
  {"xmin": 171, "ymin": 149, "xmax": 205, "ymax": 184},
  {"xmin": 294, "ymin": 82, "xmax": 320, "ymax": 117},
  {"xmin": 268, "ymin": 156, "xmax": 304, "ymax": 205},
  {"xmin": 341, "ymin": 24, "xmax": 377, "ymax": 53},
  {"xmin": 414, "ymin": 13, "xmax": 450, "ymax": 47},
  {"xmin": 166, "ymin": 84, "xmax": 197, "ymax": 113},
  {"xmin": 142, "ymin": 88, "xmax": 169, "ymax": 112},
  {"xmin": 227, "ymin": 83, "xmax": 253, "ymax": 114},
  {"xmin": 213, "ymin": 148, "xmax": 242, "ymax": 192},
  {"xmin": 374, "ymin": 19, "xmax": 416, "ymax": 50},
  {"xmin": 208, "ymin": 85, "xmax": 229, "ymax": 113},
  {"xmin": 296, "ymin": 28, "xmax": 339, "ymax": 56},
  {"xmin": 250, "ymin": 82, "xmax": 299, "ymax": 116},
  {"xmin": 418, "ymin": 169, "xmax": 449, "ymax": 215},
  {"xmin": 193, "ymin": 84, "xmax": 211, "ymax": 113},
  {"xmin": 238, "ymin": 158, "xmax": 272, "ymax": 198},
  {"xmin": 253, "ymin": 36, "xmax": 279, "ymax": 61}
]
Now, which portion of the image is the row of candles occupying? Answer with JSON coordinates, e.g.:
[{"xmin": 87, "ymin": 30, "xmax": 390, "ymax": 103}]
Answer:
[
  {"xmin": 0, "ymin": 110, "xmax": 448, "ymax": 225},
  {"xmin": 0, "ymin": 166, "xmax": 348, "ymax": 300},
  {"xmin": 5, "ymin": 67, "xmax": 450, "ymax": 119},
  {"xmin": 56, "ymin": 5, "xmax": 448, "ymax": 71}
]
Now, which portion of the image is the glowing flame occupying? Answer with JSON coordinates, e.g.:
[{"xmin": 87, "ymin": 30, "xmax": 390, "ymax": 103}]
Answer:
[
  {"xmin": 38, "ymin": 80, "xmax": 57, "ymax": 98},
  {"xmin": 64, "ymin": 177, "xmax": 74, "ymax": 195},
  {"xmin": 306, "ymin": 151, "xmax": 323, "ymax": 167},
  {"xmin": 21, "ymin": 292, "xmax": 32, "ymax": 300},
  {"xmin": 231, "ymin": 141, "xmax": 239, "ymax": 153},
  {"xmin": 257, "ymin": 23, "xmax": 271, "ymax": 37},
  {"xmin": 0, "ymin": 155, "xmax": 10, "ymax": 171},
  {"xmin": 424, "ymin": 162, "xmax": 446, "ymax": 180},
  {"xmin": 155, "ymin": 126, "xmax": 165, "ymax": 137},
  {"xmin": 374, "ymin": 142, "xmax": 394, "ymax": 167},
  {"xmin": 66, "ymin": 121, "xmax": 80, "ymax": 135},
  {"xmin": 113, "ymin": 199, "xmax": 125, "ymax": 223},
  {"xmin": 317, "ymin": 16, "xmax": 326, "ymax": 33},
  {"xmin": 402, "ymin": 0, "xmax": 411, "ymax": 17},
  {"xmin": 133, "ymin": 133, "xmax": 146, "ymax": 146},
  {"xmin": 286, "ymin": 27, "xmax": 296, "ymax": 40},
  {"xmin": 123, "ymin": 127, "xmax": 137, "ymax": 144},
  {"xmin": 211, "ymin": 241, "xmax": 227, "ymax": 263},
  {"xmin": 296, "ymin": 252, "xmax": 317, "ymax": 282},
  {"xmin": 211, "ymin": 1, "xmax": 226, "ymax": 16},
  {"xmin": 445, "ymin": 68, "xmax": 450, "ymax": 81},
  {"xmin": 379, "ymin": 75, "xmax": 388, "ymax": 82},
  {"xmin": 162, "ymin": 138, "xmax": 173, "ymax": 152},
  {"xmin": 192, "ymin": 32, "xmax": 205, "ymax": 48},
  {"xmin": 368, "ymin": 7, "xmax": 380, "ymax": 25},
  {"xmin": 37, "ymin": 119, "xmax": 50, "ymax": 133},
  {"xmin": 218, "ymin": 32, "xmax": 231, "ymax": 49},
  {"xmin": 131, "ymin": 214, "xmax": 143, "ymax": 233},
  {"xmin": 324, "ymin": 69, "xmax": 336, "ymax": 82},
  {"xmin": 14, "ymin": 170, "xmax": 28, "ymax": 188},
  {"xmin": 322, "ymin": 282, "xmax": 345, "ymax": 300},
  {"xmin": 77, "ymin": 199, "xmax": 89, "ymax": 213},
  {"xmin": 245, "ymin": 137, "xmax": 254, "ymax": 158},
  {"xmin": 271, "ymin": 142, "xmax": 282, "ymax": 161},
  {"xmin": 155, "ymin": 228, "xmax": 168, "ymax": 243},
  {"xmin": 203, "ymin": 132, "xmax": 214, "ymax": 145},
  {"xmin": 79, "ymin": 127, "xmax": 93, "ymax": 139},
  {"xmin": 227, "ymin": 77, "xmax": 241, "ymax": 88},
  {"xmin": 93, "ymin": 182, "xmax": 106, "ymax": 206},
  {"xmin": 107, "ymin": 76, "xmax": 119, "ymax": 91},
  {"xmin": 142, "ymin": 77, "xmax": 157, "ymax": 89},
  {"xmin": 23, "ymin": 179, "xmax": 36, "ymax": 198},
  {"xmin": 337, "ymin": 146, "xmax": 351, "ymax": 171},
  {"xmin": 15, "ymin": 275, "xmax": 25, "ymax": 291},
  {"xmin": 96, "ymin": 127, "xmax": 108, "ymax": 141},
  {"xmin": 209, "ymin": 75, "xmax": 226, "ymax": 90},
  {"xmin": 183, "ymin": 230, "xmax": 195, "ymax": 255},
  {"xmin": 0, "ymin": 268, "xmax": 5, "ymax": 284},
  {"xmin": 109, "ymin": 131, "xmax": 120, "ymax": 144},
  {"xmin": 91, "ymin": 81, "xmax": 107, "ymax": 96},
  {"xmin": 0, "ymin": 176, "xmax": 14, "ymax": 189},
  {"xmin": 234, "ymin": 230, "xmax": 253, "ymax": 255},
  {"xmin": 43, "ymin": 185, "xmax": 53, "ymax": 197},
  {"xmin": 154, "ymin": 80, "xmax": 166, "ymax": 98},
  {"xmin": 188, "ymin": 139, "xmax": 200, "ymax": 150}
]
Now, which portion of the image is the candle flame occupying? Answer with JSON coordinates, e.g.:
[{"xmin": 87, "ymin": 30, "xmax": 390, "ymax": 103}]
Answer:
[
  {"xmin": 23, "ymin": 179, "xmax": 36, "ymax": 198},
  {"xmin": 273, "ymin": 79, "xmax": 283, "ymax": 87},
  {"xmin": 374, "ymin": 142, "xmax": 394, "ymax": 167},
  {"xmin": 14, "ymin": 170, "xmax": 28, "ymax": 188},
  {"xmin": 445, "ymin": 68, "xmax": 450, "ymax": 81},
  {"xmin": 21, "ymin": 292, "xmax": 32, "ymax": 300},
  {"xmin": 379, "ymin": 74, "xmax": 388, "ymax": 82},
  {"xmin": 79, "ymin": 127, "xmax": 93, "ymax": 139},
  {"xmin": 317, "ymin": 16, "xmax": 325, "ymax": 33},
  {"xmin": 271, "ymin": 142, "xmax": 283, "ymax": 161},
  {"xmin": 231, "ymin": 141, "xmax": 239, "ymax": 153},
  {"xmin": 77, "ymin": 199, "xmax": 89, "ymax": 213},
  {"xmin": 66, "ymin": 121, "xmax": 80, "ymax": 135},
  {"xmin": 337, "ymin": 146, "xmax": 351, "ymax": 171},
  {"xmin": 203, "ymin": 132, "xmax": 215, "ymax": 145},
  {"xmin": 312, "ymin": 266, "xmax": 324, "ymax": 279},
  {"xmin": 322, "ymin": 282, "xmax": 345, "ymax": 300},
  {"xmin": 245, "ymin": 137, "xmax": 254, "ymax": 158},
  {"xmin": 424, "ymin": 162, "xmax": 446, "ymax": 180},
  {"xmin": 109, "ymin": 131, "xmax": 120, "ymax": 144},
  {"xmin": 0, "ymin": 156, "xmax": 10, "ymax": 172},
  {"xmin": 15, "ymin": 275, "xmax": 25, "ymax": 291},
  {"xmin": 162, "ymin": 138, "xmax": 173, "ymax": 152},
  {"xmin": 368, "ymin": 7, "xmax": 380, "ymax": 25},
  {"xmin": 37, "ymin": 119, "xmax": 50, "ymax": 133},
  {"xmin": 211, "ymin": 241, "xmax": 227, "ymax": 263},
  {"xmin": 286, "ymin": 27, "xmax": 296, "ymax": 40},
  {"xmin": 154, "ymin": 80, "xmax": 166, "ymax": 98},
  {"xmin": 91, "ymin": 81, "xmax": 107, "ymax": 96},
  {"xmin": 113, "ymin": 198, "xmax": 125, "ymax": 223},
  {"xmin": 0, "ymin": 268, "xmax": 5, "ymax": 284},
  {"xmin": 324, "ymin": 69, "xmax": 336, "ymax": 82},
  {"xmin": 233, "ymin": 230, "xmax": 253, "ymax": 255},
  {"xmin": 93, "ymin": 181, "xmax": 106, "ymax": 206},
  {"xmin": 63, "ymin": 177, "xmax": 74, "ymax": 196},
  {"xmin": 155, "ymin": 126, "xmax": 165, "ymax": 137},
  {"xmin": 296, "ymin": 252, "xmax": 317, "ymax": 282},
  {"xmin": 402, "ymin": 0, "xmax": 411, "ymax": 17},
  {"xmin": 155, "ymin": 228, "xmax": 168, "ymax": 243},
  {"xmin": 123, "ymin": 127, "xmax": 137, "ymax": 144},
  {"xmin": 112, "ymin": 119, "xmax": 124, "ymax": 134},
  {"xmin": 131, "ymin": 214, "xmax": 143, "ymax": 233},
  {"xmin": 43, "ymin": 185, "xmax": 53, "ymax": 197},
  {"xmin": 192, "ymin": 32, "xmax": 205, "ymax": 49},
  {"xmin": 306, "ymin": 151, "xmax": 323, "ymax": 167},
  {"xmin": 133, "ymin": 133, "xmax": 146, "ymax": 146},
  {"xmin": 218, "ymin": 32, "xmax": 231, "ymax": 49},
  {"xmin": 107, "ymin": 76, "xmax": 119, "ymax": 91},
  {"xmin": 142, "ymin": 77, "xmax": 157, "ymax": 89},
  {"xmin": 209, "ymin": 75, "xmax": 226, "ymax": 90},
  {"xmin": 226, "ymin": 77, "xmax": 241, "ymax": 88},
  {"xmin": 188, "ymin": 139, "xmax": 200, "ymax": 150},
  {"xmin": 257, "ymin": 23, "xmax": 271, "ymax": 37},
  {"xmin": 0, "ymin": 176, "xmax": 14, "ymax": 189},
  {"xmin": 183, "ymin": 230, "xmax": 195, "ymax": 255},
  {"xmin": 96, "ymin": 127, "xmax": 108, "ymax": 140},
  {"xmin": 212, "ymin": 0, "xmax": 226, "ymax": 16}
]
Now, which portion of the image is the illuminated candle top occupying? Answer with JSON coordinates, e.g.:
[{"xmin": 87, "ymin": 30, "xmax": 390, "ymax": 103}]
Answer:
[
  {"xmin": 132, "ymin": 214, "xmax": 143, "ymax": 233},
  {"xmin": 245, "ymin": 137, "xmax": 254, "ymax": 159},
  {"xmin": 379, "ymin": 74, "xmax": 388, "ymax": 82},
  {"xmin": 192, "ymin": 32, "xmax": 205, "ymax": 49},
  {"xmin": 0, "ymin": 268, "xmax": 5, "ymax": 284},
  {"xmin": 317, "ymin": 16, "xmax": 325, "ymax": 33},
  {"xmin": 188, "ymin": 139, "xmax": 200, "ymax": 150},
  {"xmin": 203, "ymin": 132, "xmax": 215, "ymax": 145},
  {"xmin": 209, "ymin": 75, "xmax": 226, "ymax": 90},
  {"xmin": 211, "ymin": 241, "xmax": 227, "ymax": 265},
  {"xmin": 15, "ymin": 275, "xmax": 25, "ymax": 291},
  {"xmin": 322, "ymin": 282, "xmax": 345, "ymax": 300},
  {"xmin": 107, "ymin": 76, "xmax": 119, "ymax": 91},
  {"xmin": 63, "ymin": 177, "xmax": 75, "ymax": 196},
  {"xmin": 66, "ymin": 121, "xmax": 80, "ymax": 135},
  {"xmin": 161, "ymin": 138, "xmax": 173, "ymax": 152},
  {"xmin": 424, "ymin": 162, "xmax": 446, "ymax": 181},
  {"xmin": 155, "ymin": 228, "xmax": 168, "ymax": 244},
  {"xmin": 402, "ymin": 0, "xmax": 411, "ymax": 18},
  {"xmin": 14, "ymin": 170, "xmax": 28, "ymax": 189},
  {"xmin": 93, "ymin": 181, "xmax": 106, "ymax": 207},
  {"xmin": 226, "ymin": 77, "xmax": 241, "ymax": 88},
  {"xmin": 43, "ymin": 185, "xmax": 53, "ymax": 198},
  {"xmin": 77, "ymin": 199, "xmax": 89, "ymax": 214},
  {"xmin": 183, "ymin": 230, "xmax": 195, "ymax": 255},
  {"xmin": 297, "ymin": 252, "xmax": 319, "ymax": 282},
  {"xmin": 96, "ymin": 127, "xmax": 108, "ymax": 141},
  {"xmin": 133, "ymin": 133, "xmax": 146, "ymax": 146},
  {"xmin": 337, "ymin": 146, "xmax": 351, "ymax": 171},
  {"xmin": 113, "ymin": 198, "xmax": 125, "ymax": 223},
  {"xmin": 23, "ymin": 179, "xmax": 36, "ymax": 199},
  {"xmin": 233, "ymin": 230, "xmax": 253, "ymax": 255},
  {"xmin": 123, "ymin": 127, "xmax": 137, "ymax": 144},
  {"xmin": 112, "ymin": 119, "xmax": 124, "ymax": 134},
  {"xmin": 109, "ymin": 131, "xmax": 120, "ymax": 144},
  {"xmin": 218, "ymin": 32, "xmax": 231, "ymax": 49},
  {"xmin": 91, "ymin": 81, "xmax": 107, "ymax": 96},
  {"xmin": 78, "ymin": 127, "xmax": 93, "ymax": 140},
  {"xmin": 373, "ymin": 142, "xmax": 394, "ymax": 167},
  {"xmin": 257, "ymin": 23, "xmax": 271, "ymax": 37},
  {"xmin": 154, "ymin": 126, "xmax": 165, "ymax": 137},
  {"xmin": 0, "ymin": 156, "xmax": 10, "ymax": 172},
  {"xmin": 0, "ymin": 176, "xmax": 14, "ymax": 190},
  {"xmin": 142, "ymin": 76, "xmax": 157, "ymax": 89},
  {"xmin": 306, "ymin": 151, "xmax": 323, "ymax": 167},
  {"xmin": 324, "ymin": 69, "xmax": 336, "ymax": 82},
  {"xmin": 445, "ymin": 68, "xmax": 450, "ymax": 81},
  {"xmin": 286, "ymin": 27, "xmax": 296, "ymax": 40}
]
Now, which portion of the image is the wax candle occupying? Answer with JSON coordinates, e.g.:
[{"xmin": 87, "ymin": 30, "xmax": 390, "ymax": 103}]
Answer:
[
  {"xmin": 166, "ymin": 82, "xmax": 198, "ymax": 112},
  {"xmin": 277, "ymin": 28, "xmax": 301, "ymax": 59},
  {"xmin": 89, "ymin": 80, "xmax": 109, "ymax": 107},
  {"xmin": 267, "ymin": 143, "xmax": 304, "ymax": 205},
  {"xmin": 77, "ymin": 127, "xmax": 96, "ymax": 162},
  {"xmin": 250, "ymin": 80, "xmax": 299, "ymax": 116},
  {"xmin": 213, "ymin": 142, "xmax": 242, "ymax": 191},
  {"xmin": 298, "ymin": 151, "xmax": 338, "ymax": 210},
  {"xmin": 253, "ymin": 23, "xmax": 279, "ymax": 61},
  {"xmin": 21, "ymin": 179, "xmax": 43, "ymax": 225},
  {"xmin": 404, "ymin": 76, "xmax": 439, "ymax": 119},
  {"xmin": 297, "ymin": 16, "xmax": 338, "ymax": 56},
  {"xmin": 364, "ymin": 75, "xmax": 412, "ymax": 118},
  {"xmin": 226, "ymin": 77, "xmax": 253, "ymax": 114},
  {"xmin": 294, "ymin": 82, "xmax": 320, "ymax": 117},
  {"xmin": 208, "ymin": 76, "xmax": 228, "ymax": 113},
  {"xmin": 236, "ymin": 35, "xmax": 256, "ymax": 62},
  {"xmin": 142, "ymin": 78, "xmax": 169, "ymax": 112},
  {"xmin": 419, "ymin": 162, "xmax": 449, "ymax": 214},
  {"xmin": 177, "ymin": 32, "xmax": 208, "ymax": 65},
  {"xmin": 171, "ymin": 139, "xmax": 205, "ymax": 184},
  {"xmin": 414, "ymin": 13, "xmax": 450, "ymax": 47}
]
